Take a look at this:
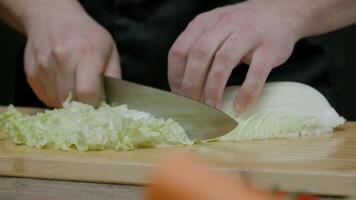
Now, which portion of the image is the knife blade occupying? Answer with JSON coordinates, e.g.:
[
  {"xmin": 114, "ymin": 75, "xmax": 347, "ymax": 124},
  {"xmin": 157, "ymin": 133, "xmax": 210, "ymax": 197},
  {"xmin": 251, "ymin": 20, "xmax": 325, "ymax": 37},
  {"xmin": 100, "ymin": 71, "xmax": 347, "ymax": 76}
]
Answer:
[{"xmin": 103, "ymin": 76, "xmax": 237, "ymax": 141}]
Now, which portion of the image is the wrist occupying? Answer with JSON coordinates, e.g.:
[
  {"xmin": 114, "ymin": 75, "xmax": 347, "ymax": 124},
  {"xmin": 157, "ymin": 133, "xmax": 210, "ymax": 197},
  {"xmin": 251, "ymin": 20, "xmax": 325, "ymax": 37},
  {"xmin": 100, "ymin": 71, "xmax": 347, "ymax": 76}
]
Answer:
[
  {"xmin": 22, "ymin": 0, "xmax": 86, "ymax": 35},
  {"xmin": 288, "ymin": 1, "xmax": 324, "ymax": 39},
  {"xmin": 276, "ymin": 0, "xmax": 319, "ymax": 40},
  {"xmin": 275, "ymin": 0, "xmax": 351, "ymax": 39},
  {"xmin": 246, "ymin": 0, "xmax": 316, "ymax": 41}
]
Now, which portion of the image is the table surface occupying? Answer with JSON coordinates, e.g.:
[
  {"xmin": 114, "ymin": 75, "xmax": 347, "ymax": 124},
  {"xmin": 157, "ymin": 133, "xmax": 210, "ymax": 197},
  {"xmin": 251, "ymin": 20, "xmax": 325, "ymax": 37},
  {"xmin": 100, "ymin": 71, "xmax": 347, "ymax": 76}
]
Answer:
[
  {"xmin": 0, "ymin": 177, "xmax": 142, "ymax": 200},
  {"xmin": 0, "ymin": 177, "xmax": 345, "ymax": 200}
]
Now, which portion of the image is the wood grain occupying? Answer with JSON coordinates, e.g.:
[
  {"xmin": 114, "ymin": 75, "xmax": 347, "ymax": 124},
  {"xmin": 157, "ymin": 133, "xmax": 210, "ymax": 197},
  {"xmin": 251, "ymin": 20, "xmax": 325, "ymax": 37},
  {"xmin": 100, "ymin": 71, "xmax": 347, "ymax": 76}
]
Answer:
[
  {"xmin": 1, "ymin": 106, "xmax": 356, "ymax": 196},
  {"xmin": 0, "ymin": 177, "xmax": 343, "ymax": 200},
  {"xmin": 0, "ymin": 177, "xmax": 141, "ymax": 200}
]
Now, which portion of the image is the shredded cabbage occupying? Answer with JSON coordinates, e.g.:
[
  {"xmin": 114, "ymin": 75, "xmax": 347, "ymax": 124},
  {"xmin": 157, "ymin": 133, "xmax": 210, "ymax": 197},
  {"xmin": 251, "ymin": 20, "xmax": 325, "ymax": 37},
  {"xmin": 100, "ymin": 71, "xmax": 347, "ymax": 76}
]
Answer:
[
  {"xmin": 218, "ymin": 82, "xmax": 345, "ymax": 141},
  {"xmin": 0, "ymin": 101, "xmax": 193, "ymax": 151}
]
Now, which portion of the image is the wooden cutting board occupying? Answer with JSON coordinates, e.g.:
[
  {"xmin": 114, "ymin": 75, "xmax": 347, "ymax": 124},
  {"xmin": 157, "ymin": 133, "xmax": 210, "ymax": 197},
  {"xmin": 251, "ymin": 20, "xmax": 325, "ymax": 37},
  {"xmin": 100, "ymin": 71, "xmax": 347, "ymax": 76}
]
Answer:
[{"xmin": 0, "ymin": 107, "xmax": 356, "ymax": 196}]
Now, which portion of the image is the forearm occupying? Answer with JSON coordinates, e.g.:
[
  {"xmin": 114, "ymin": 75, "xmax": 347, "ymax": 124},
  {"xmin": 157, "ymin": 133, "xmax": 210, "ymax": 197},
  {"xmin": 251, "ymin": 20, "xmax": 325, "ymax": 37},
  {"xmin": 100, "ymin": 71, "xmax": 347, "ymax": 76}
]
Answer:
[
  {"xmin": 301, "ymin": 0, "xmax": 356, "ymax": 37},
  {"xmin": 0, "ymin": 0, "xmax": 85, "ymax": 34}
]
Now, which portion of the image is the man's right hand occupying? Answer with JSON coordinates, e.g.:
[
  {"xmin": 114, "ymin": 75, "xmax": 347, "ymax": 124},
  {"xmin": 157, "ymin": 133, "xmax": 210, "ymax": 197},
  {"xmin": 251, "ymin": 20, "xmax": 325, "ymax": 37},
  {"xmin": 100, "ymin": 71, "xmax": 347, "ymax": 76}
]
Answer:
[{"xmin": 1, "ymin": 0, "xmax": 121, "ymax": 107}]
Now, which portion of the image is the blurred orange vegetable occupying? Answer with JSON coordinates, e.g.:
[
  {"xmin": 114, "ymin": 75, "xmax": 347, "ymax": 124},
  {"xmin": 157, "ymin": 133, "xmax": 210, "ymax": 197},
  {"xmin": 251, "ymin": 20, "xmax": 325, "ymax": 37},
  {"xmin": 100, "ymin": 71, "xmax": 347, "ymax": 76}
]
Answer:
[{"xmin": 145, "ymin": 153, "xmax": 319, "ymax": 200}]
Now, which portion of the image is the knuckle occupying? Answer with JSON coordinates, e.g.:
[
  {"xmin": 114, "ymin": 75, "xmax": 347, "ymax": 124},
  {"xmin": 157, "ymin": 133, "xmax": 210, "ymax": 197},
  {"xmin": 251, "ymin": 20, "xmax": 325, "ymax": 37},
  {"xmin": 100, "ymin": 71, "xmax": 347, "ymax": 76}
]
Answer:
[
  {"xmin": 92, "ymin": 27, "xmax": 112, "ymax": 40},
  {"xmin": 190, "ymin": 43, "xmax": 211, "ymax": 60},
  {"xmin": 211, "ymin": 67, "xmax": 228, "ymax": 82},
  {"xmin": 53, "ymin": 45, "xmax": 71, "ymax": 64},
  {"xmin": 189, "ymin": 13, "xmax": 208, "ymax": 27},
  {"xmin": 61, "ymin": 37, "xmax": 94, "ymax": 56},
  {"xmin": 169, "ymin": 45, "xmax": 189, "ymax": 60},
  {"xmin": 218, "ymin": 12, "xmax": 233, "ymax": 24},
  {"xmin": 215, "ymin": 50, "xmax": 236, "ymax": 67},
  {"xmin": 181, "ymin": 79, "xmax": 199, "ymax": 93},
  {"xmin": 195, "ymin": 13, "xmax": 208, "ymax": 21},
  {"xmin": 37, "ymin": 50, "xmax": 53, "ymax": 68}
]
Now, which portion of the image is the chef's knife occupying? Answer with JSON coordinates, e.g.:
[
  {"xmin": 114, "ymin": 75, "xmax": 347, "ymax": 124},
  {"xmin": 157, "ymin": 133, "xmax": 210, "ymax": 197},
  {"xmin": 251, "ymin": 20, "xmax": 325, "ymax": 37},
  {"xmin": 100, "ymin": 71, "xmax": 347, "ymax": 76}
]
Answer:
[{"xmin": 104, "ymin": 77, "xmax": 237, "ymax": 141}]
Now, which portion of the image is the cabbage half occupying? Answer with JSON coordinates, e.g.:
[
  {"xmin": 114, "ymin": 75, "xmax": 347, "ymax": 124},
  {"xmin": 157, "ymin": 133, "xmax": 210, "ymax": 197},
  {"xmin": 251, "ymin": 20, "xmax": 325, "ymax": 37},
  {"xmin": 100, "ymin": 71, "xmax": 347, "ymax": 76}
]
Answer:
[
  {"xmin": 0, "ymin": 101, "xmax": 193, "ymax": 151},
  {"xmin": 218, "ymin": 82, "xmax": 345, "ymax": 141}
]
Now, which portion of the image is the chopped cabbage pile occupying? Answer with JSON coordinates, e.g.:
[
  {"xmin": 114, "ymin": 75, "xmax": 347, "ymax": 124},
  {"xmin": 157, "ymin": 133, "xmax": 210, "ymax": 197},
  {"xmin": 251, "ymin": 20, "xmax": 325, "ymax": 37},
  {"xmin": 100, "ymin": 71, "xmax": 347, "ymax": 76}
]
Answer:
[{"xmin": 0, "ymin": 101, "xmax": 193, "ymax": 151}]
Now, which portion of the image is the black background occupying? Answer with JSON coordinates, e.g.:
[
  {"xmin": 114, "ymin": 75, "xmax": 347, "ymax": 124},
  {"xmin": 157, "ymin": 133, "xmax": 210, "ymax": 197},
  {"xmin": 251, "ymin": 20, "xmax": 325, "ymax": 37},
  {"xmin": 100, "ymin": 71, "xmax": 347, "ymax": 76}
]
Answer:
[{"xmin": 1, "ymin": 21, "xmax": 356, "ymax": 119}]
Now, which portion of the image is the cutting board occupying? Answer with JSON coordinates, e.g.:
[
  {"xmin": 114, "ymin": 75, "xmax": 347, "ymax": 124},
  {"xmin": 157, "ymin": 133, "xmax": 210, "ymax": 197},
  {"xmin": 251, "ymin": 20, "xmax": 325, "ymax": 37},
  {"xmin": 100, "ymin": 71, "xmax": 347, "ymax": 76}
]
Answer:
[{"xmin": 0, "ymin": 107, "xmax": 356, "ymax": 196}]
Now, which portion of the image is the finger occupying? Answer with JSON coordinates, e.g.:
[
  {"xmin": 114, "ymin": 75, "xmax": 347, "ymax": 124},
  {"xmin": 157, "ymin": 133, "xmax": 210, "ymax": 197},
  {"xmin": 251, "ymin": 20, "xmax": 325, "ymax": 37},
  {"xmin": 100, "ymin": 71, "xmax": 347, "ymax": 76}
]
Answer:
[
  {"xmin": 180, "ymin": 28, "xmax": 232, "ymax": 100},
  {"xmin": 75, "ymin": 54, "xmax": 104, "ymax": 106},
  {"xmin": 24, "ymin": 46, "xmax": 48, "ymax": 104},
  {"xmin": 35, "ymin": 49, "xmax": 61, "ymax": 107},
  {"xmin": 104, "ymin": 43, "xmax": 122, "ymax": 79},
  {"xmin": 53, "ymin": 45, "xmax": 77, "ymax": 104},
  {"xmin": 234, "ymin": 45, "xmax": 275, "ymax": 112},
  {"xmin": 168, "ymin": 12, "xmax": 218, "ymax": 93},
  {"xmin": 202, "ymin": 33, "xmax": 259, "ymax": 107}
]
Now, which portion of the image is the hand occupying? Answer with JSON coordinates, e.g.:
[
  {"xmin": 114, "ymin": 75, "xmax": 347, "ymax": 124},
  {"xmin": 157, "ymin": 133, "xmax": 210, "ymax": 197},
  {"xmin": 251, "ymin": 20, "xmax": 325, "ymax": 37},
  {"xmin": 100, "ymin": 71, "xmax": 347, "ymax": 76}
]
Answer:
[
  {"xmin": 23, "ymin": 1, "xmax": 121, "ymax": 107},
  {"xmin": 168, "ymin": 0, "xmax": 306, "ymax": 112}
]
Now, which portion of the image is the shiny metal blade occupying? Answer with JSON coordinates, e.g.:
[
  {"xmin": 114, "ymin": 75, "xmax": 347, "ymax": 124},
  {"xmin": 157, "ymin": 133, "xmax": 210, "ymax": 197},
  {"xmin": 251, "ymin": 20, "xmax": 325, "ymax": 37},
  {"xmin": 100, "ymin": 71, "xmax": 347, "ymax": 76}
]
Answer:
[{"xmin": 104, "ymin": 77, "xmax": 237, "ymax": 141}]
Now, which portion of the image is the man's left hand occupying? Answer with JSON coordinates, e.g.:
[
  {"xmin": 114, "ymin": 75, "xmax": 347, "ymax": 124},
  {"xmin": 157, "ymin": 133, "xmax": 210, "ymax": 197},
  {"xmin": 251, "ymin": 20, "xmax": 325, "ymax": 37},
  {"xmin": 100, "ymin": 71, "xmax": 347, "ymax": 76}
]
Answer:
[{"xmin": 168, "ymin": 0, "xmax": 306, "ymax": 112}]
